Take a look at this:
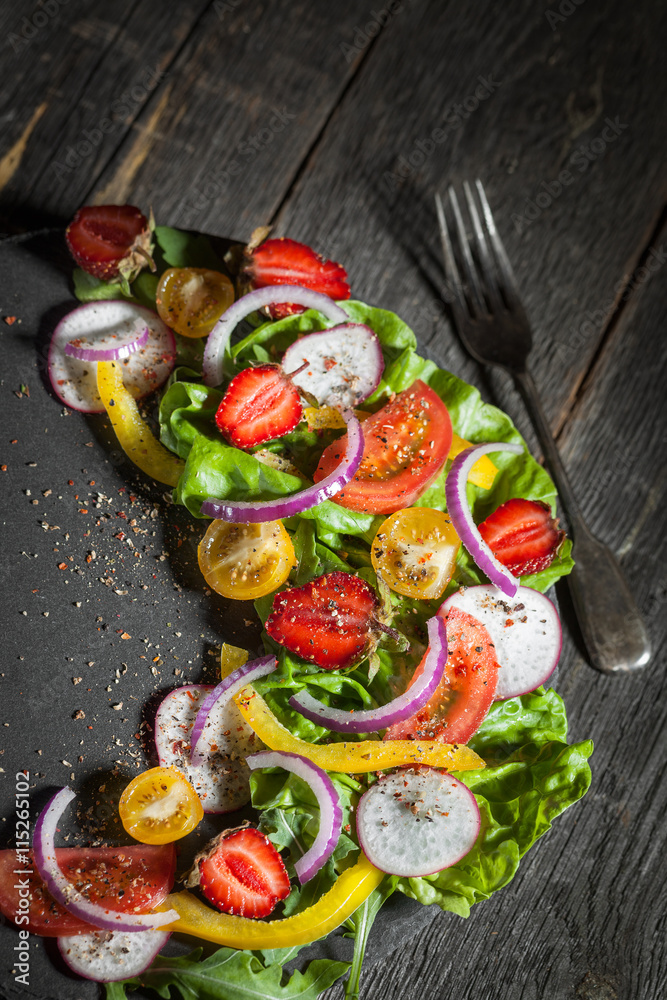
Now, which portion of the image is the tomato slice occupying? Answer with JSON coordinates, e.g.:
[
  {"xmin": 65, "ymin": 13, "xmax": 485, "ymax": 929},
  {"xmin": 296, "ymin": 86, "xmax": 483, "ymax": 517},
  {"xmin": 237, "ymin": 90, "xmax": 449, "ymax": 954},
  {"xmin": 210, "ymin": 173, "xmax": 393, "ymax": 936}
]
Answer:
[
  {"xmin": 371, "ymin": 508, "xmax": 460, "ymax": 600},
  {"xmin": 119, "ymin": 766, "xmax": 204, "ymax": 844},
  {"xmin": 385, "ymin": 605, "xmax": 499, "ymax": 744},
  {"xmin": 156, "ymin": 267, "xmax": 234, "ymax": 338},
  {"xmin": 313, "ymin": 380, "xmax": 452, "ymax": 514},
  {"xmin": 198, "ymin": 519, "xmax": 296, "ymax": 600},
  {"xmin": 0, "ymin": 844, "xmax": 175, "ymax": 936}
]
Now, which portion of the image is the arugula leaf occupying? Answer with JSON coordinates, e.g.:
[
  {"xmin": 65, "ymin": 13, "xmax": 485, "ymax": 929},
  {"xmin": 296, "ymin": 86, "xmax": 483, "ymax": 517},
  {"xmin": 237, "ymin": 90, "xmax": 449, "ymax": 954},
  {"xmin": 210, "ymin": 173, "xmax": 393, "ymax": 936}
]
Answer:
[
  {"xmin": 73, "ymin": 268, "xmax": 126, "ymax": 302},
  {"xmin": 341, "ymin": 881, "xmax": 396, "ymax": 1000}
]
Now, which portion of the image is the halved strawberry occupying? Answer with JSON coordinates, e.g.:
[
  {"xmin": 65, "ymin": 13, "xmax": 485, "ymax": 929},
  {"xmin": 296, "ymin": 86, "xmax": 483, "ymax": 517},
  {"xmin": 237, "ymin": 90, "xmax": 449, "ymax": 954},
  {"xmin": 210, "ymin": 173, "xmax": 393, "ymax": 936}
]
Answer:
[
  {"xmin": 66, "ymin": 204, "xmax": 154, "ymax": 285},
  {"xmin": 266, "ymin": 571, "xmax": 379, "ymax": 670},
  {"xmin": 194, "ymin": 827, "xmax": 290, "ymax": 918},
  {"xmin": 478, "ymin": 498, "xmax": 565, "ymax": 576},
  {"xmin": 215, "ymin": 364, "xmax": 303, "ymax": 449},
  {"xmin": 243, "ymin": 236, "xmax": 350, "ymax": 318}
]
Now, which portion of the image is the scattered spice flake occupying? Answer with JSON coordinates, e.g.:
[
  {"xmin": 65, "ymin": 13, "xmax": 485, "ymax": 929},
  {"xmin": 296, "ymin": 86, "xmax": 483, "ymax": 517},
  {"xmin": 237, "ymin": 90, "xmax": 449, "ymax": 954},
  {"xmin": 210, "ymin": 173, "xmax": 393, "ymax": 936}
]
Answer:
[
  {"xmin": 72, "ymin": 709, "xmax": 85, "ymax": 720},
  {"xmin": 72, "ymin": 677, "xmax": 82, "ymax": 685},
  {"xmin": 118, "ymin": 631, "xmax": 131, "ymax": 640},
  {"xmin": 3, "ymin": 316, "xmax": 17, "ymax": 325}
]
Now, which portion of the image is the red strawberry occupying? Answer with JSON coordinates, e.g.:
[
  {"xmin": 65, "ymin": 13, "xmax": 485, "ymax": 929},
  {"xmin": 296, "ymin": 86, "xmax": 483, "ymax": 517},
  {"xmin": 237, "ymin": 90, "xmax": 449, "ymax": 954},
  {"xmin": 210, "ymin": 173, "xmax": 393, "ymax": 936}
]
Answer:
[
  {"xmin": 266, "ymin": 571, "xmax": 379, "ymax": 670},
  {"xmin": 243, "ymin": 236, "xmax": 350, "ymax": 318},
  {"xmin": 478, "ymin": 498, "xmax": 565, "ymax": 576},
  {"xmin": 66, "ymin": 204, "xmax": 154, "ymax": 285},
  {"xmin": 196, "ymin": 827, "xmax": 290, "ymax": 918},
  {"xmin": 215, "ymin": 364, "xmax": 303, "ymax": 449}
]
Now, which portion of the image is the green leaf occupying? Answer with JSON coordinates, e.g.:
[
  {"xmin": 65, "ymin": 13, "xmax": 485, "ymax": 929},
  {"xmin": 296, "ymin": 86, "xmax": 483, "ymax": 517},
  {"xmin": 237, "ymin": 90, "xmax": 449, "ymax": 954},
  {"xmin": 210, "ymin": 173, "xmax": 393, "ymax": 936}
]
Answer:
[
  {"xmin": 155, "ymin": 226, "xmax": 223, "ymax": 270},
  {"xmin": 342, "ymin": 881, "xmax": 395, "ymax": 1000},
  {"xmin": 73, "ymin": 268, "xmax": 126, "ymax": 302}
]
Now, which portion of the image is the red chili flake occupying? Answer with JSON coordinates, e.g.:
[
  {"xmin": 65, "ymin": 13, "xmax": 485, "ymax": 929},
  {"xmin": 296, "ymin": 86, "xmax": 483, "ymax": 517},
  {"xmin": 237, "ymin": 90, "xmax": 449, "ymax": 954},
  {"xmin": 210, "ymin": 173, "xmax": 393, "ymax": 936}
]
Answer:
[
  {"xmin": 57, "ymin": 562, "xmax": 68, "ymax": 570},
  {"xmin": 0, "ymin": 465, "xmax": 6, "ymax": 471},
  {"xmin": 3, "ymin": 316, "xmax": 17, "ymax": 325},
  {"xmin": 79, "ymin": 508, "xmax": 88, "ymax": 514},
  {"xmin": 10, "ymin": 440, "xmax": 17, "ymax": 444},
  {"xmin": 505, "ymin": 618, "xmax": 514, "ymax": 627}
]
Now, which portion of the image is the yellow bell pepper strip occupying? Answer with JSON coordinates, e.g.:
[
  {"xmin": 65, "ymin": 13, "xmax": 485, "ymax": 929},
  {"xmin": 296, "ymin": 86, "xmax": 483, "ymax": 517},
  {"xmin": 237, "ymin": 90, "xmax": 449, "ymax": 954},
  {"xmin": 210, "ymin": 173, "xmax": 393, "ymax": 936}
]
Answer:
[
  {"xmin": 449, "ymin": 433, "xmax": 497, "ymax": 489},
  {"xmin": 304, "ymin": 405, "xmax": 370, "ymax": 431},
  {"xmin": 235, "ymin": 687, "xmax": 485, "ymax": 773},
  {"xmin": 161, "ymin": 854, "xmax": 385, "ymax": 947},
  {"xmin": 96, "ymin": 360, "xmax": 185, "ymax": 487},
  {"xmin": 220, "ymin": 643, "xmax": 248, "ymax": 679}
]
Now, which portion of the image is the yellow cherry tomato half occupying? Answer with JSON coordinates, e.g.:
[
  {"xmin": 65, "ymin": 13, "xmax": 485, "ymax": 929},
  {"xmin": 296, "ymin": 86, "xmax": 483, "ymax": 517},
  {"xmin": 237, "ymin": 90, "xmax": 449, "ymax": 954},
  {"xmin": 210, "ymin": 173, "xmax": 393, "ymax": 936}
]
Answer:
[
  {"xmin": 119, "ymin": 766, "xmax": 204, "ymax": 845},
  {"xmin": 156, "ymin": 267, "xmax": 234, "ymax": 338},
  {"xmin": 371, "ymin": 507, "xmax": 460, "ymax": 600},
  {"xmin": 198, "ymin": 519, "xmax": 296, "ymax": 601}
]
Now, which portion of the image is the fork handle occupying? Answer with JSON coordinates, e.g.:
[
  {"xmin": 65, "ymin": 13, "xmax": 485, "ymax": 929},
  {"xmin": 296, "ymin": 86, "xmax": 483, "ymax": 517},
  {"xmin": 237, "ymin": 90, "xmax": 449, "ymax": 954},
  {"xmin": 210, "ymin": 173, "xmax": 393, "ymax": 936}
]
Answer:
[{"xmin": 513, "ymin": 369, "xmax": 651, "ymax": 673}]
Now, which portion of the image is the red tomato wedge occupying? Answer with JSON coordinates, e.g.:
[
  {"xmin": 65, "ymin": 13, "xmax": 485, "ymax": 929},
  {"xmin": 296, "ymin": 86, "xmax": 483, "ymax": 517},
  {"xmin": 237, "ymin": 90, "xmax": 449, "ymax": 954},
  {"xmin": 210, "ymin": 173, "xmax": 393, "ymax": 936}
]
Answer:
[
  {"xmin": 385, "ymin": 605, "xmax": 499, "ymax": 744},
  {"xmin": 313, "ymin": 380, "xmax": 452, "ymax": 514},
  {"xmin": 0, "ymin": 844, "xmax": 176, "ymax": 936}
]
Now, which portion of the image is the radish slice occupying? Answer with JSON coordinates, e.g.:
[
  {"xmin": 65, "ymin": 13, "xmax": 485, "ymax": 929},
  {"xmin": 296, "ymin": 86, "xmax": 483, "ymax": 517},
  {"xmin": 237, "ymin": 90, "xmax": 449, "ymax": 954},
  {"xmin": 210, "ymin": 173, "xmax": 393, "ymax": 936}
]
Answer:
[
  {"xmin": 33, "ymin": 788, "xmax": 178, "ymax": 932},
  {"xmin": 356, "ymin": 768, "xmax": 480, "ymax": 877},
  {"xmin": 202, "ymin": 285, "xmax": 349, "ymax": 387},
  {"xmin": 201, "ymin": 409, "xmax": 363, "ymax": 522},
  {"xmin": 247, "ymin": 750, "xmax": 343, "ymax": 883},
  {"xmin": 445, "ymin": 442, "xmax": 524, "ymax": 597},
  {"xmin": 58, "ymin": 929, "xmax": 170, "ymax": 982},
  {"xmin": 190, "ymin": 655, "xmax": 276, "ymax": 765},
  {"xmin": 48, "ymin": 301, "xmax": 176, "ymax": 413},
  {"xmin": 154, "ymin": 684, "xmax": 262, "ymax": 813},
  {"xmin": 64, "ymin": 325, "xmax": 149, "ymax": 362},
  {"xmin": 281, "ymin": 324, "xmax": 384, "ymax": 409},
  {"xmin": 289, "ymin": 615, "xmax": 447, "ymax": 734},
  {"xmin": 443, "ymin": 584, "xmax": 562, "ymax": 699}
]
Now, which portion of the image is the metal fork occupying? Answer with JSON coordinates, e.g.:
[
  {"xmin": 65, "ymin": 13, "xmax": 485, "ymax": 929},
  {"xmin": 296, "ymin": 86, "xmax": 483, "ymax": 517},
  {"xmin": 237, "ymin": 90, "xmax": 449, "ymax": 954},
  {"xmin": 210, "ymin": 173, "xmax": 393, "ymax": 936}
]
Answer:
[{"xmin": 435, "ymin": 180, "xmax": 651, "ymax": 673}]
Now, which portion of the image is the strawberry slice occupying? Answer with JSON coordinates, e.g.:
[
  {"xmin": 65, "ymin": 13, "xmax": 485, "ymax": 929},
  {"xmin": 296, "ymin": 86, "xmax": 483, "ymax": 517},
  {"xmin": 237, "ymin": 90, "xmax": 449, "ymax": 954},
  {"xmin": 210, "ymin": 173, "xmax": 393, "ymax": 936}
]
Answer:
[
  {"xmin": 478, "ymin": 498, "xmax": 565, "ymax": 576},
  {"xmin": 244, "ymin": 236, "xmax": 350, "ymax": 318},
  {"xmin": 195, "ymin": 827, "xmax": 290, "ymax": 918},
  {"xmin": 215, "ymin": 364, "xmax": 303, "ymax": 449},
  {"xmin": 66, "ymin": 204, "xmax": 154, "ymax": 284},
  {"xmin": 266, "ymin": 571, "xmax": 378, "ymax": 670}
]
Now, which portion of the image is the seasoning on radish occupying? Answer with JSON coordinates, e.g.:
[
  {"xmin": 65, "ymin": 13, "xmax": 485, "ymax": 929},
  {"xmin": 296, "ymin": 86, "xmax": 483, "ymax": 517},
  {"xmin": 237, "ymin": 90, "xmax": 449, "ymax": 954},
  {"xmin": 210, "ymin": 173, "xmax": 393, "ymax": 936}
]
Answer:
[
  {"xmin": 58, "ymin": 929, "xmax": 171, "ymax": 983},
  {"xmin": 281, "ymin": 323, "xmax": 384, "ymax": 409}
]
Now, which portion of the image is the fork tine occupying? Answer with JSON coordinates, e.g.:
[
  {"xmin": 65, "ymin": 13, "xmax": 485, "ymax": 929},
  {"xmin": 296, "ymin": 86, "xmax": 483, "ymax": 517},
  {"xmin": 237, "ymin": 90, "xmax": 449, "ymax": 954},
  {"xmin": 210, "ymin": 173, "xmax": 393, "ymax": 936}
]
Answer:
[
  {"xmin": 463, "ymin": 180, "xmax": 504, "ymax": 314},
  {"xmin": 434, "ymin": 192, "xmax": 468, "ymax": 325},
  {"xmin": 474, "ymin": 179, "xmax": 523, "ymax": 307},
  {"xmin": 447, "ymin": 186, "xmax": 487, "ymax": 317}
]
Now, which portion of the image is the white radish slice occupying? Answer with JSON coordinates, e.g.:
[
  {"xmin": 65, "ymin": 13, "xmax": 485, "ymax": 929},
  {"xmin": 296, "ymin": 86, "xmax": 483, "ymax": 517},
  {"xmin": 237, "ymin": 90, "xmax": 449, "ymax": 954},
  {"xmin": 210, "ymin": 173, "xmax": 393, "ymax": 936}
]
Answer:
[
  {"xmin": 281, "ymin": 323, "xmax": 384, "ymax": 409},
  {"xmin": 58, "ymin": 929, "xmax": 170, "ymax": 982},
  {"xmin": 48, "ymin": 301, "xmax": 176, "ymax": 413},
  {"xmin": 356, "ymin": 768, "xmax": 480, "ymax": 877},
  {"xmin": 443, "ymin": 584, "xmax": 562, "ymax": 699},
  {"xmin": 154, "ymin": 684, "xmax": 262, "ymax": 813}
]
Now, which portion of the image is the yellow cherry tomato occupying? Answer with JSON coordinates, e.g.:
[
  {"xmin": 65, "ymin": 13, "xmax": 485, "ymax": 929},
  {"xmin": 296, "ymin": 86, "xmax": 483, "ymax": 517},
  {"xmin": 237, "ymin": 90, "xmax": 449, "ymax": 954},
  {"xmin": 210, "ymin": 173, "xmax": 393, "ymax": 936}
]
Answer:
[
  {"xmin": 119, "ymin": 766, "xmax": 204, "ymax": 845},
  {"xmin": 156, "ymin": 267, "xmax": 234, "ymax": 338},
  {"xmin": 198, "ymin": 519, "xmax": 296, "ymax": 600},
  {"xmin": 371, "ymin": 507, "xmax": 460, "ymax": 600}
]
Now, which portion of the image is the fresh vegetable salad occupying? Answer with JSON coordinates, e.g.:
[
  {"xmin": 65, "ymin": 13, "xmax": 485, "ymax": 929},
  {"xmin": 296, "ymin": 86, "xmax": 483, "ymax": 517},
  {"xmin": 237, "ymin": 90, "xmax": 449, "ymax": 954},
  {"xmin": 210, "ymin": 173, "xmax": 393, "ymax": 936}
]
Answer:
[{"xmin": 0, "ymin": 207, "xmax": 592, "ymax": 1000}]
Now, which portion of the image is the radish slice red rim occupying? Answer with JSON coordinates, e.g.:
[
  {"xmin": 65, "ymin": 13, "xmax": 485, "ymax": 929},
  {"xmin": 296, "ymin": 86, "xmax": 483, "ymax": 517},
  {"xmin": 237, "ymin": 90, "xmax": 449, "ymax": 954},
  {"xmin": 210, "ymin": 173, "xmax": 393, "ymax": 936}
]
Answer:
[
  {"xmin": 48, "ymin": 301, "xmax": 176, "ymax": 413},
  {"xmin": 33, "ymin": 788, "xmax": 178, "ymax": 932},
  {"xmin": 445, "ymin": 442, "xmax": 524, "ymax": 597},
  {"xmin": 58, "ymin": 929, "xmax": 171, "ymax": 983},
  {"xmin": 202, "ymin": 285, "xmax": 349, "ymax": 387},
  {"xmin": 247, "ymin": 750, "xmax": 343, "ymax": 884},
  {"xmin": 201, "ymin": 409, "xmax": 363, "ymax": 522},
  {"xmin": 64, "ymin": 325, "xmax": 149, "ymax": 362},
  {"xmin": 443, "ymin": 584, "xmax": 562, "ymax": 699},
  {"xmin": 190, "ymin": 655, "xmax": 276, "ymax": 765},
  {"xmin": 289, "ymin": 615, "xmax": 447, "ymax": 734},
  {"xmin": 356, "ymin": 768, "xmax": 480, "ymax": 877},
  {"xmin": 281, "ymin": 323, "xmax": 384, "ymax": 409}
]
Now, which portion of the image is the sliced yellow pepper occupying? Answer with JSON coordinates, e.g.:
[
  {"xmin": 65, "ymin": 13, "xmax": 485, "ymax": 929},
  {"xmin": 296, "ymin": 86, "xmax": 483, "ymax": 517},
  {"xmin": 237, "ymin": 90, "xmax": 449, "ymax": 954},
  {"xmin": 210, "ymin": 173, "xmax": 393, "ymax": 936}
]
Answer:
[
  {"xmin": 235, "ymin": 688, "xmax": 484, "ymax": 773},
  {"xmin": 162, "ymin": 854, "xmax": 384, "ymax": 947},
  {"xmin": 303, "ymin": 405, "xmax": 370, "ymax": 431},
  {"xmin": 449, "ymin": 433, "xmax": 497, "ymax": 489},
  {"xmin": 220, "ymin": 643, "xmax": 248, "ymax": 679},
  {"xmin": 97, "ymin": 360, "xmax": 185, "ymax": 487}
]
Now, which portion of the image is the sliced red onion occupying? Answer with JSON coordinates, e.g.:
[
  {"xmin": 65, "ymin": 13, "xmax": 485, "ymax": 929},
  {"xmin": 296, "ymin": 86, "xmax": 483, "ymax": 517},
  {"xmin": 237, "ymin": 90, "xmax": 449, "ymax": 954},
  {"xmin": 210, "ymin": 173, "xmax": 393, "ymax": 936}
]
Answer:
[
  {"xmin": 33, "ymin": 788, "xmax": 178, "ymax": 932},
  {"xmin": 190, "ymin": 655, "xmax": 276, "ymax": 765},
  {"xmin": 445, "ymin": 442, "xmax": 524, "ymax": 598},
  {"xmin": 202, "ymin": 285, "xmax": 349, "ymax": 387},
  {"xmin": 201, "ymin": 409, "xmax": 363, "ymax": 522},
  {"xmin": 58, "ymin": 929, "xmax": 170, "ymax": 982},
  {"xmin": 281, "ymin": 323, "xmax": 384, "ymax": 409},
  {"xmin": 247, "ymin": 750, "xmax": 342, "ymax": 883},
  {"xmin": 64, "ymin": 325, "xmax": 149, "ymax": 362},
  {"xmin": 289, "ymin": 615, "xmax": 447, "ymax": 734}
]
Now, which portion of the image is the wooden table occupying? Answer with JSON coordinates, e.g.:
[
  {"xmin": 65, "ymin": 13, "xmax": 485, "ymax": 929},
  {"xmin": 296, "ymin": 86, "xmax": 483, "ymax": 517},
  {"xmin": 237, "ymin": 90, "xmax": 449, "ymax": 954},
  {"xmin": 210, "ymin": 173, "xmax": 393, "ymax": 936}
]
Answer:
[{"xmin": 1, "ymin": 2, "xmax": 665, "ymax": 998}]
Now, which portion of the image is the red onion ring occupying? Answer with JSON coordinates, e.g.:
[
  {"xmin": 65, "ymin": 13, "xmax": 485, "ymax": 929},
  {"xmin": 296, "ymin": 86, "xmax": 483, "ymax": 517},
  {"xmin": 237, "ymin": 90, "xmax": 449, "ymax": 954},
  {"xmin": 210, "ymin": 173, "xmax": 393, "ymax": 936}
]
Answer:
[
  {"xmin": 289, "ymin": 615, "xmax": 447, "ymax": 733},
  {"xmin": 445, "ymin": 442, "xmax": 524, "ymax": 597},
  {"xmin": 33, "ymin": 788, "xmax": 179, "ymax": 933},
  {"xmin": 201, "ymin": 409, "xmax": 364, "ymax": 522},
  {"xmin": 189, "ymin": 655, "xmax": 277, "ymax": 765},
  {"xmin": 64, "ymin": 325, "xmax": 149, "ymax": 362},
  {"xmin": 246, "ymin": 750, "xmax": 343, "ymax": 883},
  {"xmin": 202, "ymin": 285, "xmax": 349, "ymax": 386}
]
